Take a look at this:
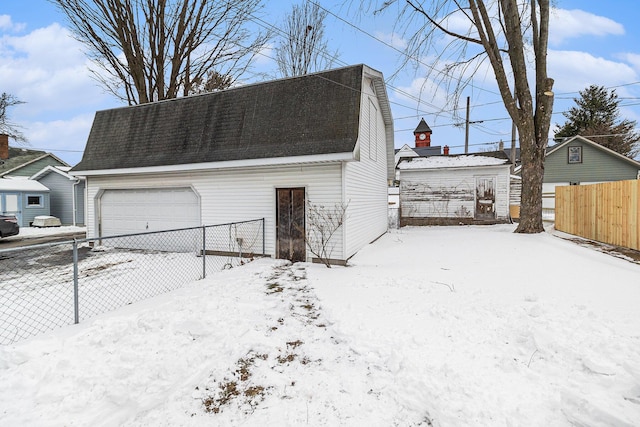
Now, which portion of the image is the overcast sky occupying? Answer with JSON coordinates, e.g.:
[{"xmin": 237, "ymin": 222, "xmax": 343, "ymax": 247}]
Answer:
[{"xmin": 1, "ymin": 0, "xmax": 639, "ymax": 165}]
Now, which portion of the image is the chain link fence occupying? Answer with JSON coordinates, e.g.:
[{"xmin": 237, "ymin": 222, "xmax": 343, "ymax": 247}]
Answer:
[{"xmin": 0, "ymin": 219, "xmax": 265, "ymax": 345}]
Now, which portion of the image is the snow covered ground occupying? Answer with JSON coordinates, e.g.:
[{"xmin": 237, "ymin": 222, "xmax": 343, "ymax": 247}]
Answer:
[
  {"xmin": 1, "ymin": 224, "xmax": 639, "ymax": 426},
  {"xmin": 1, "ymin": 225, "xmax": 86, "ymax": 241}
]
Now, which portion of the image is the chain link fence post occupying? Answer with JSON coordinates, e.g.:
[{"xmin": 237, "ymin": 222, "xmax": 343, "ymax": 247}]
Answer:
[
  {"xmin": 73, "ymin": 239, "xmax": 79, "ymax": 324},
  {"xmin": 202, "ymin": 225, "xmax": 206, "ymax": 279},
  {"xmin": 0, "ymin": 218, "xmax": 264, "ymax": 345}
]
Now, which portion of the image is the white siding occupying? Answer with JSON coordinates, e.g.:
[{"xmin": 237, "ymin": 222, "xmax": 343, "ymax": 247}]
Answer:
[
  {"xmin": 85, "ymin": 163, "xmax": 343, "ymax": 260},
  {"xmin": 343, "ymin": 78, "xmax": 389, "ymax": 258},
  {"xmin": 399, "ymin": 165, "xmax": 511, "ymax": 220}
]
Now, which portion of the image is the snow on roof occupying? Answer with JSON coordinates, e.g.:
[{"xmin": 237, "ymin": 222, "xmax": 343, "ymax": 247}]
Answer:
[
  {"xmin": 0, "ymin": 178, "xmax": 49, "ymax": 192},
  {"xmin": 397, "ymin": 154, "xmax": 510, "ymax": 169}
]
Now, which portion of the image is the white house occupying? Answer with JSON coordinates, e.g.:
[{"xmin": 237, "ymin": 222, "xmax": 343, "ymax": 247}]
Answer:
[
  {"xmin": 71, "ymin": 64, "xmax": 394, "ymax": 264},
  {"xmin": 397, "ymin": 151, "xmax": 512, "ymax": 225}
]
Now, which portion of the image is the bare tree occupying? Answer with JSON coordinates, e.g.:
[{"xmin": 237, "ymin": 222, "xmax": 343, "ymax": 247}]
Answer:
[
  {"xmin": 51, "ymin": 0, "xmax": 270, "ymax": 104},
  {"xmin": 0, "ymin": 93, "xmax": 27, "ymax": 144},
  {"xmin": 275, "ymin": 2, "xmax": 339, "ymax": 77},
  {"xmin": 370, "ymin": 0, "xmax": 553, "ymax": 233},
  {"xmin": 301, "ymin": 201, "xmax": 348, "ymax": 268},
  {"xmin": 190, "ymin": 70, "xmax": 234, "ymax": 95}
]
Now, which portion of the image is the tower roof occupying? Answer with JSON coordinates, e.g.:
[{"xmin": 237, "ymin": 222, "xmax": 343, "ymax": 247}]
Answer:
[{"xmin": 414, "ymin": 118, "xmax": 432, "ymax": 134}]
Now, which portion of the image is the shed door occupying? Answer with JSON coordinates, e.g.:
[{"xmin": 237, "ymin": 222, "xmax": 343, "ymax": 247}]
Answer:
[
  {"xmin": 100, "ymin": 188, "xmax": 200, "ymax": 237},
  {"xmin": 475, "ymin": 177, "xmax": 496, "ymax": 220},
  {"xmin": 1, "ymin": 193, "xmax": 21, "ymax": 226},
  {"xmin": 276, "ymin": 188, "xmax": 305, "ymax": 262}
]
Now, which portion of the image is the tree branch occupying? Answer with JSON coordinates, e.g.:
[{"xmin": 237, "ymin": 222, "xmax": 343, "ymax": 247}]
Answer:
[{"xmin": 406, "ymin": 0, "xmax": 483, "ymax": 46}]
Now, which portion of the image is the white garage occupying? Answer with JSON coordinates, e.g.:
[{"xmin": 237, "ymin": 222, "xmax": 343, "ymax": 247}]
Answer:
[
  {"xmin": 99, "ymin": 188, "xmax": 201, "ymax": 237},
  {"xmin": 73, "ymin": 65, "xmax": 394, "ymax": 264}
]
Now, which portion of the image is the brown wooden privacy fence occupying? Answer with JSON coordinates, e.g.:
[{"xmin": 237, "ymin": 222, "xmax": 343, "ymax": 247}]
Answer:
[{"xmin": 555, "ymin": 180, "xmax": 640, "ymax": 251}]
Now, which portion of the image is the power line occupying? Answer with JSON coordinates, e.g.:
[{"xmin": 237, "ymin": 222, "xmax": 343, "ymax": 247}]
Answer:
[
  {"xmin": 243, "ymin": 6, "xmax": 461, "ymax": 122},
  {"xmin": 247, "ymin": 3, "xmax": 640, "ymax": 140},
  {"xmin": 309, "ymin": 0, "xmax": 503, "ymax": 99}
]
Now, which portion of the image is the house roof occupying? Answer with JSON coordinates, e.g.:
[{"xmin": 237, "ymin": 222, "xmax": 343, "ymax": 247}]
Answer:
[
  {"xmin": 394, "ymin": 145, "xmax": 442, "ymax": 157},
  {"xmin": 73, "ymin": 64, "xmax": 389, "ymax": 173},
  {"xmin": 397, "ymin": 151, "xmax": 510, "ymax": 170},
  {"xmin": 31, "ymin": 165, "xmax": 85, "ymax": 181},
  {"xmin": 502, "ymin": 147, "xmax": 521, "ymax": 163},
  {"xmin": 547, "ymin": 135, "xmax": 640, "ymax": 166},
  {"xmin": 513, "ymin": 135, "xmax": 640, "ymax": 174},
  {"xmin": 0, "ymin": 177, "xmax": 50, "ymax": 192},
  {"xmin": 0, "ymin": 147, "xmax": 69, "ymax": 177},
  {"xmin": 413, "ymin": 146, "xmax": 442, "ymax": 156}
]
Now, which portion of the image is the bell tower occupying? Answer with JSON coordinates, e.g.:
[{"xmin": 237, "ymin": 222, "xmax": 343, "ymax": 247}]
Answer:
[{"xmin": 414, "ymin": 118, "xmax": 432, "ymax": 148}]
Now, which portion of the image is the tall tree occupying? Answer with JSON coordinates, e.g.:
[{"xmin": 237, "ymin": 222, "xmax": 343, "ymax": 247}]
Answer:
[
  {"xmin": 51, "ymin": 0, "xmax": 270, "ymax": 105},
  {"xmin": 555, "ymin": 85, "xmax": 640, "ymax": 158},
  {"xmin": 370, "ymin": 0, "xmax": 553, "ymax": 233},
  {"xmin": 275, "ymin": 2, "xmax": 339, "ymax": 77},
  {"xmin": 0, "ymin": 93, "xmax": 27, "ymax": 144}
]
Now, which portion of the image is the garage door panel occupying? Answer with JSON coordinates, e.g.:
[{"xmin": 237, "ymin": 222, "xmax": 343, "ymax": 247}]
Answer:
[{"xmin": 100, "ymin": 188, "xmax": 200, "ymax": 238}]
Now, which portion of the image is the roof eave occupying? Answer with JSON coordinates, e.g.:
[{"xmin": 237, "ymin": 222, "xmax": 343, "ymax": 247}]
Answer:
[
  {"xmin": 73, "ymin": 151, "xmax": 356, "ymax": 176},
  {"xmin": 398, "ymin": 163, "xmax": 511, "ymax": 172},
  {"xmin": 364, "ymin": 65, "xmax": 395, "ymax": 181}
]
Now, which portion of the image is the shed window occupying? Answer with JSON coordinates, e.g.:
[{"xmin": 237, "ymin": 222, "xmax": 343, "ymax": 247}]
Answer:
[
  {"xmin": 568, "ymin": 146, "xmax": 582, "ymax": 164},
  {"xmin": 27, "ymin": 195, "xmax": 43, "ymax": 207}
]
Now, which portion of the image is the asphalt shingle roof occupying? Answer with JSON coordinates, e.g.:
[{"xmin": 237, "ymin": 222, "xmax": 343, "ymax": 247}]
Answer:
[
  {"xmin": 73, "ymin": 65, "xmax": 367, "ymax": 172},
  {"xmin": 1, "ymin": 147, "xmax": 45, "ymax": 174},
  {"xmin": 413, "ymin": 118, "xmax": 432, "ymax": 134}
]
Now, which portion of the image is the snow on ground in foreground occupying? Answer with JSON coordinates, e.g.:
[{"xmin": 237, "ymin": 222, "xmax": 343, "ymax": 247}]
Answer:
[{"xmin": 1, "ymin": 224, "xmax": 639, "ymax": 426}]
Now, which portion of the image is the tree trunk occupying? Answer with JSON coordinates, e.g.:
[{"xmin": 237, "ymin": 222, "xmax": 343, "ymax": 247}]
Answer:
[{"xmin": 516, "ymin": 129, "xmax": 545, "ymax": 233}]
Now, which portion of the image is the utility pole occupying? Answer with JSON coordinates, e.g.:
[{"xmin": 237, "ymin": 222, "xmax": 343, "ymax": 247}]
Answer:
[{"xmin": 464, "ymin": 96, "xmax": 470, "ymax": 154}]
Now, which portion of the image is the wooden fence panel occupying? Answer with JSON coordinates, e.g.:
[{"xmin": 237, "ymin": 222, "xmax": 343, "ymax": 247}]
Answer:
[{"xmin": 555, "ymin": 180, "xmax": 640, "ymax": 251}]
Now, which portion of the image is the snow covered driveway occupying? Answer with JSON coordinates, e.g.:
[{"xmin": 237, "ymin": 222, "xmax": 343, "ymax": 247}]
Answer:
[{"xmin": 1, "ymin": 224, "xmax": 639, "ymax": 426}]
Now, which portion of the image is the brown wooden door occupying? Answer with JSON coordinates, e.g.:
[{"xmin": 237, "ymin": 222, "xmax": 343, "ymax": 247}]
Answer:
[{"xmin": 276, "ymin": 188, "xmax": 306, "ymax": 262}]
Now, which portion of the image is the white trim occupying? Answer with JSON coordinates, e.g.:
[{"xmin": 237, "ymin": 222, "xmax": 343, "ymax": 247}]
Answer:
[
  {"xmin": 363, "ymin": 65, "xmax": 394, "ymax": 182},
  {"xmin": 30, "ymin": 164, "xmax": 85, "ymax": 181},
  {"xmin": 547, "ymin": 136, "xmax": 640, "ymax": 167},
  {"xmin": 73, "ymin": 152, "xmax": 356, "ymax": 176},
  {"xmin": 0, "ymin": 153, "xmax": 70, "ymax": 177}
]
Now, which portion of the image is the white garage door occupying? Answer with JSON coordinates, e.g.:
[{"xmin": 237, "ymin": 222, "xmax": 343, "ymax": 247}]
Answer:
[{"xmin": 100, "ymin": 188, "xmax": 200, "ymax": 237}]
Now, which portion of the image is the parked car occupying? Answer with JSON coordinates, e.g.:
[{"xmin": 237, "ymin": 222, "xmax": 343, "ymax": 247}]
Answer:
[{"xmin": 0, "ymin": 215, "xmax": 20, "ymax": 238}]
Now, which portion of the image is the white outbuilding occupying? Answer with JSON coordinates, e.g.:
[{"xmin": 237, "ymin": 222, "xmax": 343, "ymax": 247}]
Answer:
[
  {"xmin": 397, "ymin": 151, "xmax": 512, "ymax": 225},
  {"xmin": 72, "ymin": 64, "xmax": 394, "ymax": 264}
]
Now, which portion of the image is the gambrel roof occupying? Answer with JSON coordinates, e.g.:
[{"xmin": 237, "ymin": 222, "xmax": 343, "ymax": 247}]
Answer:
[{"xmin": 73, "ymin": 64, "xmax": 392, "ymax": 174}]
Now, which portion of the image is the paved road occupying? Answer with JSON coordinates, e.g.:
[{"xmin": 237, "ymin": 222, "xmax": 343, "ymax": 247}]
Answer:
[{"xmin": 0, "ymin": 232, "xmax": 87, "ymax": 250}]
